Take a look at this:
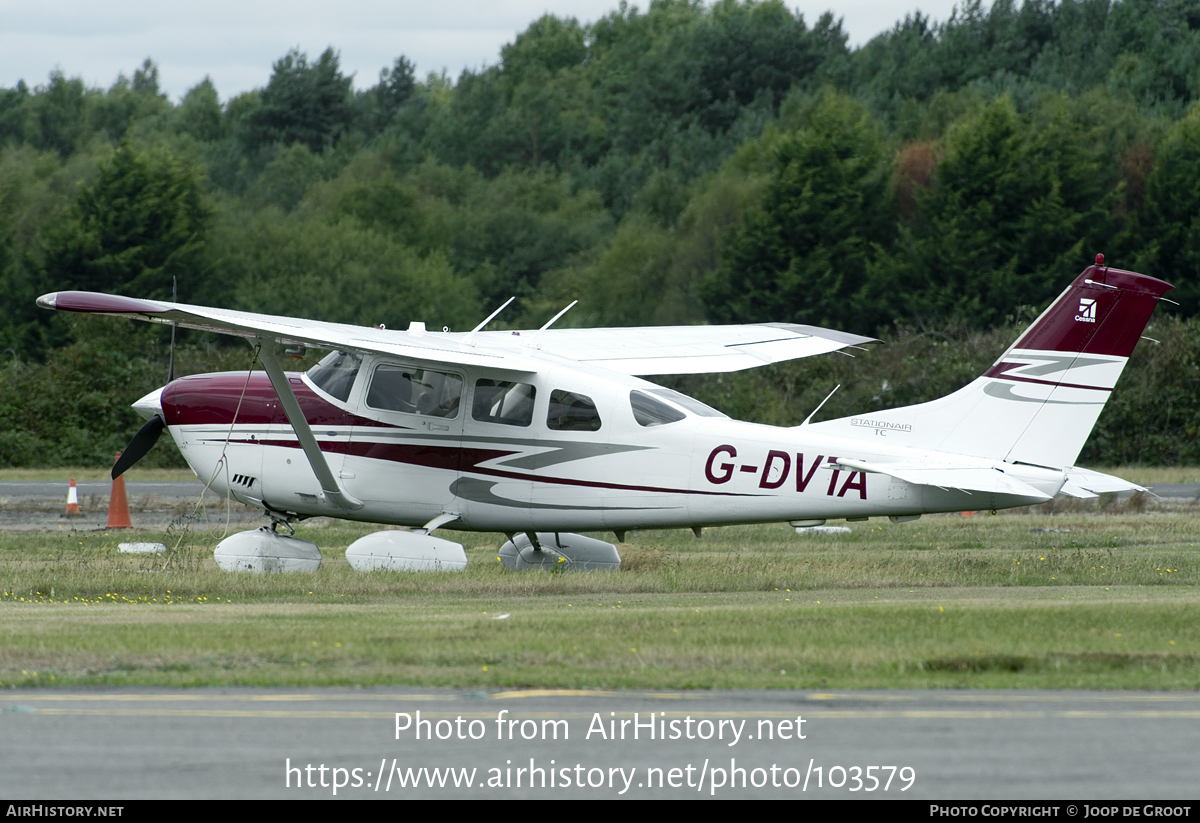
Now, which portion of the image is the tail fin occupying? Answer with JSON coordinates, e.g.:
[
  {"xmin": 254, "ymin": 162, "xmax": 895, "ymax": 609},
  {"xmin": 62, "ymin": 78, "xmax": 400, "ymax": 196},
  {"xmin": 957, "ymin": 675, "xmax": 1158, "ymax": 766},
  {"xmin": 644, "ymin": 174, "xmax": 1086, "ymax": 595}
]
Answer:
[{"xmin": 811, "ymin": 262, "xmax": 1173, "ymax": 468}]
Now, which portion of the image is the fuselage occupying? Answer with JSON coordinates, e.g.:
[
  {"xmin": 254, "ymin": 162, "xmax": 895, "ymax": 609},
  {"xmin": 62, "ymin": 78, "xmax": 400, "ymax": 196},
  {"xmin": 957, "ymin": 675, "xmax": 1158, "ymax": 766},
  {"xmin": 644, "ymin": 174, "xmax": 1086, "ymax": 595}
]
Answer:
[{"xmin": 151, "ymin": 352, "xmax": 1063, "ymax": 533}]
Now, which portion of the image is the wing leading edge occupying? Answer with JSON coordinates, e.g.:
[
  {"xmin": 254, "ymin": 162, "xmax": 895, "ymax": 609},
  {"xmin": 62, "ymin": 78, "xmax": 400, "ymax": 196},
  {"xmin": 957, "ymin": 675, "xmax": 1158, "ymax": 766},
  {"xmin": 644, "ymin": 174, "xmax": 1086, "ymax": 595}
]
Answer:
[
  {"xmin": 35, "ymin": 291, "xmax": 541, "ymax": 371},
  {"xmin": 35, "ymin": 291, "xmax": 875, "ymax": 375}
]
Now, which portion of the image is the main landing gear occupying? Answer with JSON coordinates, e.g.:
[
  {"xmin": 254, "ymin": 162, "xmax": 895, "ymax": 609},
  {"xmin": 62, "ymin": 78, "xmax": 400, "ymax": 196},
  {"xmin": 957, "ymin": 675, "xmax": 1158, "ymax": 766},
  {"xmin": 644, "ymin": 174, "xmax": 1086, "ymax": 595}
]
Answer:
[
  {"xmin": 498, "ymin": 532, "xmax": 621, "ymax": 571},
  {"xmin": 212, "ymin": 511, "xmax": 468, "ymax": 573},
  {"xmin": 211, "ymin": 513, "xmax": 618, "ymax": 574},
  {"xmin": 213, "ymin": 514, "xmax": 322, "ymax": 573}
]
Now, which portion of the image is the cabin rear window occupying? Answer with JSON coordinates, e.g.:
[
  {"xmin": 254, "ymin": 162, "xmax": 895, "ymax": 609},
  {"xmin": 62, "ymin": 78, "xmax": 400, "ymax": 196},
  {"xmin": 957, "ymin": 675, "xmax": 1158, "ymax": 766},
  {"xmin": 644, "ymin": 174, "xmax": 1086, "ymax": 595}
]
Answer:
[
  {"xmin": 306, "ymin": 351, "xmax": 362, "ymax": 402},
  {"xmin": 367, "ymin": 365, "xmax": 462, "ymax": 418},
  {"xmin": 547, "ymin": 390, "xmax": 601, "ymax": 431},
  {"xmin": 630, "ymin": 390, "xmax": 686, "ymax": 427},
  {"xmin": 646, "ymin": 388, "xmax": 727, "ymax": 418},
  {"xmin": 473, "ymin": 379, "xmax": 536, "ymax": 427}
]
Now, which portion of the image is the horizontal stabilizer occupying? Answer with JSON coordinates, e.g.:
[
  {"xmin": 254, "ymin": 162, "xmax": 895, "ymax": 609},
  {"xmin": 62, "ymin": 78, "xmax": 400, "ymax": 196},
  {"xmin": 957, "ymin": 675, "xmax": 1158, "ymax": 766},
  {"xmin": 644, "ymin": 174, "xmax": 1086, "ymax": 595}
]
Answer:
[
  {"xmin": 1059, "ymin": 467, "xmax": 1148, "ymax": 499},
  {"xmin": 835, "ymin": 458, "xmax": 1052, "ymax": 501}
]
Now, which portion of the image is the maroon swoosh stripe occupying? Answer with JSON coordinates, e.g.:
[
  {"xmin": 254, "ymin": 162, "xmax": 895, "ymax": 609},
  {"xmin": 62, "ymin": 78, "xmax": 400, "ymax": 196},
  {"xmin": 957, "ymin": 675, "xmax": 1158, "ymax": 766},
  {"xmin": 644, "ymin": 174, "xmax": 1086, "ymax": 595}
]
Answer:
[
  {"xmin": 240, "ymin": 438, "xmax": 762, "ymax": 498},
  {"xmin": 981, "ymin": 367, "xmax": 1112, "ymax": 393}
]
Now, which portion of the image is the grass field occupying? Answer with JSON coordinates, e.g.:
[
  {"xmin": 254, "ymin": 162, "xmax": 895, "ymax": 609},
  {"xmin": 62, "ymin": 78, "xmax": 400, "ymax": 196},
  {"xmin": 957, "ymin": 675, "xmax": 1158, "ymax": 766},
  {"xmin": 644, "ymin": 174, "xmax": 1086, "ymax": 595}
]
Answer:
[{"xmin": 2, "ymin": 509, "xmax": 1198, "ymax": 690}]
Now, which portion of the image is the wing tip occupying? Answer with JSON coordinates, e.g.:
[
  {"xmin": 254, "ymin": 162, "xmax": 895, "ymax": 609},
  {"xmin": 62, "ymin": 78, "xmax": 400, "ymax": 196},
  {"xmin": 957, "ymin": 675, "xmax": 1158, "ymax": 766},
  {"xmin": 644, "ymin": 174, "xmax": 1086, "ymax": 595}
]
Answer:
[
  {"xmin": 758, "ymin": 322, "xmax": 880, "ymax": 348},
  {"xmin": 36, "ymin": 291, "xmax": 170, "ymax": 315}
]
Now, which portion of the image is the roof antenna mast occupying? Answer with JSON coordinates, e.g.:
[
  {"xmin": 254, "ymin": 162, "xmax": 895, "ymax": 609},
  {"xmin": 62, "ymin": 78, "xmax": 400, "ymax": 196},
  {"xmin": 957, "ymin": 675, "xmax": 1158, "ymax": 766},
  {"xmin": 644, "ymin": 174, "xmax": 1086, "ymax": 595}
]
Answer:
[
  {"xmin": 527, "ymin": 300, "xmax": 578, "ymax": 348},
  {"xmin": 798, "ymin": 384, "xmax": 841, "ymax": 427},
  {"xmin": 464, "ymin": 296, "xmax": 515, "ymax": 347}
]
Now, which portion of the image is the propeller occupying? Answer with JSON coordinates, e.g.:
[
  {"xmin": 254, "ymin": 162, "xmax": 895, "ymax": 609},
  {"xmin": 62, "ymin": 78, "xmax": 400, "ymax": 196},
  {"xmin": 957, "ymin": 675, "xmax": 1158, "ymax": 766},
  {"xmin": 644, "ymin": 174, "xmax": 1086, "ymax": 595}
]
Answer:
[{"xmin": 112, "ymin": 415, "xmax": 165, "ymax": 479}]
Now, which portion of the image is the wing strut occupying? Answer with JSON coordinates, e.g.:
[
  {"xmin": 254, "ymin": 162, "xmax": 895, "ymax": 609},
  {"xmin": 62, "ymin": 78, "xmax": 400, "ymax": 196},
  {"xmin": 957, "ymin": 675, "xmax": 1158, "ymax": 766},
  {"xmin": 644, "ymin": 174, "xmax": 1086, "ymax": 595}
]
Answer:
[{"xmin": 257, "ymin": 339, "xmax": 363, "ymax": 511}]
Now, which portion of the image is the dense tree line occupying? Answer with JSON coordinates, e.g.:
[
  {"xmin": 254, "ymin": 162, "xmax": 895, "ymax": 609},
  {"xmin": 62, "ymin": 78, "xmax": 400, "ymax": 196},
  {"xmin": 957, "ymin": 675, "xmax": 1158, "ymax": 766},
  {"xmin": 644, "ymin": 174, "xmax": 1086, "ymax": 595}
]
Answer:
[{"xmin": 3, "ymin": 0, "xmax": 1200, "ymax": 466}]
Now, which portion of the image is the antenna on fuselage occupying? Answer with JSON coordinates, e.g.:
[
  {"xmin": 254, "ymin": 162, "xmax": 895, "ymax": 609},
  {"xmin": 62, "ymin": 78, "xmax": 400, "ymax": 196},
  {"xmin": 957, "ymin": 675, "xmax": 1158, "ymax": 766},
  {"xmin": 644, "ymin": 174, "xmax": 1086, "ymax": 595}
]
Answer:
[
  {"xmin": 798, "ymin": 384, "xmax": 840, "ymax": 427},
  {"xmin": 464, "ymin": 296, "xmax": 515, "ymax": 347},
  {"xmin": 526, "ymin": 300, "xmax": 578, "ymax": 348}
]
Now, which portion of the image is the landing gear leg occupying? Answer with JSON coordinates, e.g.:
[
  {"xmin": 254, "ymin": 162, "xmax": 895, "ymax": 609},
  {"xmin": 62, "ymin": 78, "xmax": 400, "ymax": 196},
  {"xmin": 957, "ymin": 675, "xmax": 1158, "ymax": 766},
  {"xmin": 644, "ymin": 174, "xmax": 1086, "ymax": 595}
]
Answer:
[{"xmin": 266, "ymin": 510, "xmax": 296, "ymax": 535}]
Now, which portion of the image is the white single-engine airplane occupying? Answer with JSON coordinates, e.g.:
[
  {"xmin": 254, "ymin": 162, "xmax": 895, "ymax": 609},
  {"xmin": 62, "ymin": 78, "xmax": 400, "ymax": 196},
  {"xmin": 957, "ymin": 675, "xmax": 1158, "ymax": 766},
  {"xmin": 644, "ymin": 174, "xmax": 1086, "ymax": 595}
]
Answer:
[{"xmin": 37, "ymin": 256, "xmax": 1167, "ymax": 572}]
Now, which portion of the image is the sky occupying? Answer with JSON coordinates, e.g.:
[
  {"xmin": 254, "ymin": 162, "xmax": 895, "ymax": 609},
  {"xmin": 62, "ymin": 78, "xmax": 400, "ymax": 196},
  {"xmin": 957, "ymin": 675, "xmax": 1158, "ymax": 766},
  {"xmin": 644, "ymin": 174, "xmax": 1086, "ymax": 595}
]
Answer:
[{"xmin": 0, "ymin": 1, "xmax": 979, "ymax": 102}]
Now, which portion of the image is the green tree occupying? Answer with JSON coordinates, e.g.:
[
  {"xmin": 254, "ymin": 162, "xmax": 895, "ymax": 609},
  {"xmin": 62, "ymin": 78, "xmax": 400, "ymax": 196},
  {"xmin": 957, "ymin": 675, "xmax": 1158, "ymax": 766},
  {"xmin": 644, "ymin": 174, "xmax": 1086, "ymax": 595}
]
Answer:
[
  {"xmin": 241, "ymin": 48, "xmax": 354, "ymax": 154},
  {"xmin": 90, "ymin": 59, "xmax": 170, "ymax": 144},
  {"xmin": 873, "ymin": 94, "xmax": 1120, "ymax": 328},
  {"xmin": 41, "ymin": 142, "xmax": 211, "ymax": 300},
  {"xmin": 22, "ymin": 72, "xmax": 88, "ymax": 157},
  {"xmin": 702, "ymin": 89, "xmax": 890, "ymax": 331},
  {"xmin": 215, "ymin": 208, "xmax": 481, "ymax": 331},
  {"xmin": 176, "ymin": 77, "xmax": 224, "ymax": 142},
  {"xmin": 1140, "ymin": 103, "xmax": 1200, "ymax": 314},
  {"xmin": 0, "ymin": 81, "xmax": 28, "ymax": 145},
  {"xmin": 243, "ymin": 143, "xmax": 325, "ymax": 211},
  {"xmin": 445, "ymin": 168, "xmax": 612, "ymax": 313},
  {"xmin": 359, "ymin": 56, "xmax": 418, "ymax": 137}
]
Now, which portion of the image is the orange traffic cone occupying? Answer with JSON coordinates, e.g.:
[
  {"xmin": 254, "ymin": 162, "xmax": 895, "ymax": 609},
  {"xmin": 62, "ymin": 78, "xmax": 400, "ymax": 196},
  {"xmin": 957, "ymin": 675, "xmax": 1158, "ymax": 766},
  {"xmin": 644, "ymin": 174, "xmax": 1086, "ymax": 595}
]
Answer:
[
  {"xmin": 65, "ymin": 479, "xmax": 81, "ymax": 516},
  {"xmin": 107, "ymin": 452, "xmax": 132, "ymax": 529}
]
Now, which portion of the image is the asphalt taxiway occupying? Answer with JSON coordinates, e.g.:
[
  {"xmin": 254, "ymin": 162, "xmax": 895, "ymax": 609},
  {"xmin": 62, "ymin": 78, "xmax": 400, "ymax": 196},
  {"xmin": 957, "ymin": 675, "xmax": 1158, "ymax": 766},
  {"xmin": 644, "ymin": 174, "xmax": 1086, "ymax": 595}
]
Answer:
[{"xmin": 1, "ymin": 688, "xmax": 1198, "ymax": 799}]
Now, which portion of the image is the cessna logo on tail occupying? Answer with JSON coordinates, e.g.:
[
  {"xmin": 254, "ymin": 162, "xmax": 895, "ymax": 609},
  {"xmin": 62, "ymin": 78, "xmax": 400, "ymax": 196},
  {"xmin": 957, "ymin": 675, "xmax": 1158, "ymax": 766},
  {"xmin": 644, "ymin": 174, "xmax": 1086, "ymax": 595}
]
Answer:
[{"xmin": 1076, "ymin": 298, "xmax": 1097, "ymax": 323}]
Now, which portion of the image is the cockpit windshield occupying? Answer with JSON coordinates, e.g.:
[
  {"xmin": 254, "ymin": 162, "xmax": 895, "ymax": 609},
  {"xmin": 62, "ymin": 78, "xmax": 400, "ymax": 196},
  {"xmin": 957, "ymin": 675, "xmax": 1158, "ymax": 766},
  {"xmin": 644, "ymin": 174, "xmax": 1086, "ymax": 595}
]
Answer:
[{"xmin": 306, "ymin": 351, "xmax": 362, "ymax": 402}]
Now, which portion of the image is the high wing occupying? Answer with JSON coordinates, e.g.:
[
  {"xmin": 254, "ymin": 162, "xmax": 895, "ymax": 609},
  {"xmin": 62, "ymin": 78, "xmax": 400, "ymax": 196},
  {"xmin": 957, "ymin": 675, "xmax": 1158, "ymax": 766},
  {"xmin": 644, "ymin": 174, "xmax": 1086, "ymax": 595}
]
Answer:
[
  {"xmin": 476, "ymin": 322, "xmax": 877, "ymax": 375},
  {"xmin": 35, "ymin": 291, "xmax": 875, "ymax": 374},
  {"xmin": 36, "ymin": 291, "xmax": 542, "ymax": 372}
]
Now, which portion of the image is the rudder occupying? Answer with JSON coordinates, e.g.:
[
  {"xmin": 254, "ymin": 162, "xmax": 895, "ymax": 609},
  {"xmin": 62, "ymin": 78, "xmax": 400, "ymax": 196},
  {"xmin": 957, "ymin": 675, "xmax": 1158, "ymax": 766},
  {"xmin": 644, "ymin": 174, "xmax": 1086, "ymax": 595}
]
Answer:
[{"xmin": 810, "ymin": 260, "xmax": 1173, "ymax": 468}]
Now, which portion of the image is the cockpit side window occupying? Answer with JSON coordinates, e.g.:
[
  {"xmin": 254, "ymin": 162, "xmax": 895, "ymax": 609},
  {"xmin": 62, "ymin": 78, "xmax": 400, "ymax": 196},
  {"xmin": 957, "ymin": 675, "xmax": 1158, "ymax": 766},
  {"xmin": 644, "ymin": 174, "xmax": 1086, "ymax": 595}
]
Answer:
[
  {"xmin": 367, "ymin": 365, "xmax": 462, "ymax": 418},
  {"xmin": 473, "ymin": 379, "xmax": 537, "ymax": 427},
  {"xmin": 306, "ymin": 351, "xmax": 362, "ymax": 402},
  {"xmin": 630, "ymin": 390, "xmax": 686, "ymax": 427},
  {"xmin": 547, "ymin": 390, "xmax": 602, "ymax": 431}
]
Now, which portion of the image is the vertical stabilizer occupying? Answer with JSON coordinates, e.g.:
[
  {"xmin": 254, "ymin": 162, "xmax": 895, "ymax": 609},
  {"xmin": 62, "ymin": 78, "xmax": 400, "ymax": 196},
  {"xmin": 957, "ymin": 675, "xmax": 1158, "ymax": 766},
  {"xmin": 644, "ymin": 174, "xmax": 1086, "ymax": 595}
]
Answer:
[{"xmin": 810, "ymin": 262, "xmax": 1173, "ymax": 467}]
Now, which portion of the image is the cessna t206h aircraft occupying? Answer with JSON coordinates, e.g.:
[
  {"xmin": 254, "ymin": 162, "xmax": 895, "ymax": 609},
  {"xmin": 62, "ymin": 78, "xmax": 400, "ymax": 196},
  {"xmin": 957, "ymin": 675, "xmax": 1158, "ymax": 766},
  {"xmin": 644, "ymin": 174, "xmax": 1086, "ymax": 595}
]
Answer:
[{"xmin": 37, "ymin": 256, "xmax": 1166, "ymax": 573}]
